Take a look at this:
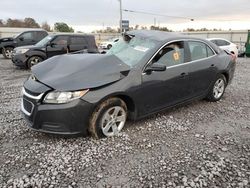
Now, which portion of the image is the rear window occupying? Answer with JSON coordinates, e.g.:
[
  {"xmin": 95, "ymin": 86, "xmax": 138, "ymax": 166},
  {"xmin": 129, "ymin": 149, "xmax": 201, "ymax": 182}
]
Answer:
[
  {"xmin": 36, "ymin": 31, "xmax": 47, "ymax": 40},
  {"xmin": 70, "ymin": 36, "xmax": 87, "ymax": 45},
  {"xmin": 215, "ymin": 39, "xmax": 230, "ymax": 46}
]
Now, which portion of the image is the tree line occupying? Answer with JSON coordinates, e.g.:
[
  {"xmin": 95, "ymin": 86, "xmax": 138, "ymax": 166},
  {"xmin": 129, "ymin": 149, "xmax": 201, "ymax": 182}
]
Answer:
[{"xmin": 0, "ymin": 18, "xmax": 74, "ymax": 33}]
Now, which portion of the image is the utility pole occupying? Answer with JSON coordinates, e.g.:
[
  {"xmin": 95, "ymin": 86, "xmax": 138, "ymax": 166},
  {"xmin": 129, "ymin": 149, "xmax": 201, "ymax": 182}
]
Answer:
[{"xmin": 119, "ymin": 0, "xmax": 123, "ymax": 33}]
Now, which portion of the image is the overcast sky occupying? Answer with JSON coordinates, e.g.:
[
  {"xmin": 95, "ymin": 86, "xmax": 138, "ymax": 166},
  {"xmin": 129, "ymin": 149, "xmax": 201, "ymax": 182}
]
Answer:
[{"xmin": 0, "ymin": 0, "xmax": 250, "ymax": 32}]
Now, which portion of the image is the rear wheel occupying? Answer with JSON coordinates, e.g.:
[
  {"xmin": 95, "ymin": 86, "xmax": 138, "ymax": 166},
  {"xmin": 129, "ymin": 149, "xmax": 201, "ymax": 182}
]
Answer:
[
  {"xmin": 89, "ymin": 98, "xmax": 127, "ymax": 138},
  {"xmin": 206, "ymin": 74, "xmax": 226, "ymax": 102},
  {"xmin": 2, "ymin": 47, "xmax": 14, "ymax": 59},
  {"xmin": 107, "ymin": 44, "xmax": 112, "ymax": 49},
  {"xmin": 27, "ymin": 56, "xmax": 43, "ymax": 69}
]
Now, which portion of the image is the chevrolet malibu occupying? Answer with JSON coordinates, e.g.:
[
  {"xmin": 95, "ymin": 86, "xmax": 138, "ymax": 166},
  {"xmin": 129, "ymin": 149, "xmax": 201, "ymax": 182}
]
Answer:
[{"xmin": 21, "ymin": 30, "xmax": 236, "ymax": 138}]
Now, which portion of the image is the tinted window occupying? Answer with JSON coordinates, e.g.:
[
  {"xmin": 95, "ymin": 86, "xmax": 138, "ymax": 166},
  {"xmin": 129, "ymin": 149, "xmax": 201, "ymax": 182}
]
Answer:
[
  {"xmin": 206, "ymin": 45, "xmax": 214, "ymax": 57},
  {"xmin": 188, "ymin": 41, "xmax": 214, "ymax": 61},
  {"xmin": 215, "ymin": 39, "xmax": 230, "ymax": 46},
  {"xmin": 210, "ymin": 40, "xmax": 217, "ymax": 45},
  {"xmin": 36, "ymin": 31, "xmax": 47, "ymax": 40},
  {"xmin": 70, "ymin": 36, "xmax": 87, "ymax": 45},
  {"xmin": 20, "ymin": 32, "xmax": 34, "ymax": 40},
  {"xmin": 52, "ymin": 36, "xmax": 68, "ymax": 45},
  {"xmin": 153, "ymin": 41, "xmax": 185, "ymax": 67}
]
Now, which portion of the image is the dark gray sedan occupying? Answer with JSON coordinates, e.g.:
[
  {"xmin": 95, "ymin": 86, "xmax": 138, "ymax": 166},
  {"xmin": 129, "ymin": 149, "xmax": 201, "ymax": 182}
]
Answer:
[{"xmin": 21, "ymin": 30, "xmax": 236, "ymax": 138}]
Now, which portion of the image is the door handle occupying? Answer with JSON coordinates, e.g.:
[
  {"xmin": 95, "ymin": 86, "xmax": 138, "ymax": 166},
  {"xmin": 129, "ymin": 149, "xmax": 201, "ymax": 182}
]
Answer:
[
  {"xmin": 180, "ymin": 72, "xmax": 188, "ymax": 78},
  {"xmin": 210, "ymin": 64, "xmax": 215, "ymax": 67}
]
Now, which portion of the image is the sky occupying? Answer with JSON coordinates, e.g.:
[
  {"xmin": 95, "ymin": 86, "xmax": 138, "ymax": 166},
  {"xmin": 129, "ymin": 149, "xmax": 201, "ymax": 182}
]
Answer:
[{"xmin": 0, "ymin": 0, "xmax": 250, "ymax": 32}]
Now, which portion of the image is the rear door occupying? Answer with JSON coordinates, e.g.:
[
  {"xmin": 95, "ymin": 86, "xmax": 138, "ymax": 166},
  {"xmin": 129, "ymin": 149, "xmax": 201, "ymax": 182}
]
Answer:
[
  {"xmin": 186, "ymin": 40, "xmax": 218, "ymax": 97},
  {"xmin": 46, "ymin": 35, "xmax": 69, "ymax": 58},
  {"xmin": 68, "ymin": 36, "xmax": 88, "ymax": 53}
]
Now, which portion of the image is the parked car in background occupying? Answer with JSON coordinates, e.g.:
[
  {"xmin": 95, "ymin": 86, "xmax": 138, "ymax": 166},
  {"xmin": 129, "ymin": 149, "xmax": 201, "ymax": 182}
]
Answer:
[
  {"xmin": 0, "ymin": 29, "xmax": 48, "ymax": 59},
  {"xmin": 207, "ymin": 38, "xmax": 238, "ymax": 57},
  {"xmin": 21, "ymin": 30, "xmax": 236, "ymax": 138},
  {"xmin": 12, "ymin": 34, "xmax": 98, "ymax": 68},
  {"xmin": 99, "ymin": 37, "xmax": 120, "ymax": 49}
]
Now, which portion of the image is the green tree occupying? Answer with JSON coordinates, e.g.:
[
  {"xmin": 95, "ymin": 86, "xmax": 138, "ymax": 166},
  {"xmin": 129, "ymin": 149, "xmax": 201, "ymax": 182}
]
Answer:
[
  {"xmin": 0, "ymin": 19, "xmax": 3, "ymax": 27},
  {"xmin": 23, "ymin": 17, "xmax": 40, "ymax": 28},
  {"xmin": 54, "ymin": 22, "xmax": 74, "ymax": 32},
  {"xmin": 6, "ymin": 18, "xmax": 24, "ymax": 27}
]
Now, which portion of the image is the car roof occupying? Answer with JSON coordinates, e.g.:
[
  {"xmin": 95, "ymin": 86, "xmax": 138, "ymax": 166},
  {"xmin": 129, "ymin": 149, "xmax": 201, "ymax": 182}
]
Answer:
[
  {"xmin": 48, "ymin": 33, "xmax": 94, "ymax": 37},
  {"xmin": 207, "ymin": 38, "xmax": 231, "ymax": 42},
  {"xmin": 127, "ymin": 30, "xmax": 184, "ymax": 41},
  {"xmin": 21, "ymin": 29, "xmax": 47, "ymax": 32},
  {"xmin": 127, "ymin": 30, "xmax": 210, "ymax": 43}
]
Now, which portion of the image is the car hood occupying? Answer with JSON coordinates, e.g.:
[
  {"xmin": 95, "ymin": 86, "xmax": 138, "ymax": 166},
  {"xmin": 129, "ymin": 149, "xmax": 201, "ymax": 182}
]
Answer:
[
  {"xmin": 0, "ymin": 37, "xmax": 14, "ymax": 43},
  {"xmin": 14, "ymin": 45, "xmax": 41, "ymax": 51},
  {"xmin": 32, "ymin": 54, "xmax": 130, "ymax": 91}
]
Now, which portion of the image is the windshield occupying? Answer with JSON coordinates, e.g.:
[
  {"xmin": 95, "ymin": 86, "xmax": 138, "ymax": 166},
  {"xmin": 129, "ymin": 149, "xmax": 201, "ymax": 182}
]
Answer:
[
  {"xmin": 106, "ymin": 35, "xmax": 157, "ymax": 66},
  {"xmin": 13, "ymin": 32, "xmax": 22, "ymax": 39},
  {"xmin": 35, "ymin": 35, "xmax": 53, "ymax": 47}
]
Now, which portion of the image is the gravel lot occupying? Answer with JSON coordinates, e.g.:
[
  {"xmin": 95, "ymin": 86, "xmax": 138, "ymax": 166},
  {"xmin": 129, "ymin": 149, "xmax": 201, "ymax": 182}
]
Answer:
[{"xmin": 0, "ymin": 55, "xmax": 249, "ymax": 188}]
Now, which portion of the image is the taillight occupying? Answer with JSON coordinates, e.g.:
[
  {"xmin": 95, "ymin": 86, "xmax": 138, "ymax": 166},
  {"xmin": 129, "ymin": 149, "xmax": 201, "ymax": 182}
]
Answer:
[{"xmin": 231, "ymin": 53, "xmax": 236, "ymax": 61}]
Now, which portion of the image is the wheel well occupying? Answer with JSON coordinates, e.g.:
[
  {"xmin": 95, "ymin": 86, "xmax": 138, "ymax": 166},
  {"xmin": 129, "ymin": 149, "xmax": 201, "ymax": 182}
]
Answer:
[
  {"xmin": 221, "ymin": 72, "xmax": 229, "ymax": 84},
  {"xmin": 102, "ymin": 94, "xmax": 136, "ymax": 120},
  {"xmin": 118, "ymin": 95, "xmax": 136, "ymax": 119},
  {"xmin": 2, "ymin": 45, "xmax": 15, "ymax": 52},
  {"xmin": 26, "ymin": 55, "xmax": 44, "ymax": 68}
]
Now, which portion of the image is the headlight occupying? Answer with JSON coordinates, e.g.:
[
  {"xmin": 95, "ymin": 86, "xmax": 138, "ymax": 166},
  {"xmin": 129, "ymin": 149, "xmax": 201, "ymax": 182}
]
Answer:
[
  {"xmin": 15, "ymin": 48, "xmax": 29, "ymax": 54},
  {"xmin": 43, "ymin": 90, "xmax": 89, "ymax": 104}
]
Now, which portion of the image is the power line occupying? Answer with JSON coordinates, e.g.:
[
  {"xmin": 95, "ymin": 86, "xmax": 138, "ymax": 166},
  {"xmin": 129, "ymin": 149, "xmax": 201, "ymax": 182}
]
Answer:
[{"xmin": 123, "ymin": 9, "xmax": 194, "ymax": 21}]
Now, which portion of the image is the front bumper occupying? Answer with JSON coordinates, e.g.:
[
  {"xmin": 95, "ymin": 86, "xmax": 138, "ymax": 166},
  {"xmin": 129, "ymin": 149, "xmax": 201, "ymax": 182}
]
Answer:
[
  {"xmin": 21, "ymin": 88, "xmax": 94, "ymax": 135},
  {"xmin": 12, "ymin": 53, "xmax": 29, "ymax": 68}
]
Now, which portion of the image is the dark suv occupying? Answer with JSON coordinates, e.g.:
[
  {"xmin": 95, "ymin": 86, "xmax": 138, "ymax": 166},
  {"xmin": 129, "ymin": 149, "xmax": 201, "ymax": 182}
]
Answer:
[
  {"xmin": 0, "ymin": 29, "xmax": 48, "ymax": 59},
  {"xmin": 12, "ymin": 34, "xmax": 99, "ymax": 68}
]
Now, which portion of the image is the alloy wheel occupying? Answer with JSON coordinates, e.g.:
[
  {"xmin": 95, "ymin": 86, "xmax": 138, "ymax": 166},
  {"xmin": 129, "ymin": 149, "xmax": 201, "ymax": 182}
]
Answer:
[
  {"xmin": 5, "ymin": 49, "xmax": 13, "ymax": 59},
  {"xmin": 101, "ymin": 106, "xmax": 126, "ymax": 137},
  {"xmin": 213, "ymin": 78, "xmax": 225, "ymax": 99}
]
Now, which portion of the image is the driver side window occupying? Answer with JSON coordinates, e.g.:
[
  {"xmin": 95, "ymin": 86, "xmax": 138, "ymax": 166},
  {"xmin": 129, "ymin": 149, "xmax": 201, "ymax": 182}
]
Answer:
[
  {"xmin": 153, "ymin": 41, "xmax": 185, "ymax": 67},
  {"xmin": 20, "ymin": 32, "xmax": 33, "ymax": 40},
  {"xmin": 52, "ymin": 36, "xmax": 68, "ymax": 45}
]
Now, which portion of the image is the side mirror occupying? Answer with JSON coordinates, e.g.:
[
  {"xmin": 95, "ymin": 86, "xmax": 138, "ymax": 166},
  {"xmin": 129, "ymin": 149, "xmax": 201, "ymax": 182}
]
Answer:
[
  {"xmin": 19, "ymin": 37, "xmax": 24, "ymax": 41},
  {"xmin": 145, "ymin": 63, "xmax": 166, "ymax": 73},
  {"xmin": 48, "ymin": 42, "xmax": 56, "ymax": 47}
]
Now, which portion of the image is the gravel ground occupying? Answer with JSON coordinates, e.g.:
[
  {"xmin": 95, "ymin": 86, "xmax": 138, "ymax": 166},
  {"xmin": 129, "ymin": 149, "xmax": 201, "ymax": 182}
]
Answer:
[{"xmin": 0, "ymin": 55, "xmax": 249, "ymax": 188}]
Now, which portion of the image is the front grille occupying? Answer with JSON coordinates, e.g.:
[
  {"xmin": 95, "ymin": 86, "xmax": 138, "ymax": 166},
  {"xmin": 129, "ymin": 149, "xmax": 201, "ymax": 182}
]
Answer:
[{"xmin": 22, "ymin": 98, "xmax": 33, "ymax": 114}]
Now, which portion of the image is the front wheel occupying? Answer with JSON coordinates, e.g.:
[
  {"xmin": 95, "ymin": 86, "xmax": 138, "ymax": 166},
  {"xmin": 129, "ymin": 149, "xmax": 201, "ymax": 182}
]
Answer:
[
  {"xmin": 206, "ymin": 74, "xmax": 227, "ymax": 102},
  {"xmin": 2, "ymin": 47, "xmax": 14, "ymax": 59},
  {"xmin": 27, "ymin": 56, "xmax": 43, "ymax": 69},
  {"xmin": 89, "ymin": 98, "xmax": 127, "ymax": 138}
]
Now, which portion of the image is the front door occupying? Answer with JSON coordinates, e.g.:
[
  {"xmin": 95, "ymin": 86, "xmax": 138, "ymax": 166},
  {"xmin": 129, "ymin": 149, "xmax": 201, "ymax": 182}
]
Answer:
[
  {"xmin": 136, "ymin": 41, "xmax": 191, "ymax": 116},
  {"xmin": 46, "ymin": 36, "xmax": 69, "ymax": 58}
]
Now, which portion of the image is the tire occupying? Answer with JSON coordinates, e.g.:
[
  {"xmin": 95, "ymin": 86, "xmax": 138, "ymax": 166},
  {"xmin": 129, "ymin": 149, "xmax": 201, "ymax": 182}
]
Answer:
[
  {"xmin": 27, "ymin": 56, "xmax": 43, "ymax": 69},
  {"xmin": 206, "ymin": 74, "xmax": 227, "ymax": 102},
  {"xmin": 89, "ymin": 98, "xmax": 127, "ymax": 139},
  {"xmin": 2, "ymin": 47, "xmax": 14, "ymax": 59},
  {"xmin": 107, "ymin": 44, "xmax": 112, "ymax": 49}
]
